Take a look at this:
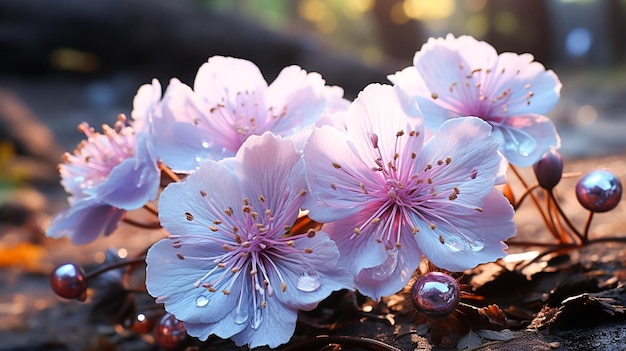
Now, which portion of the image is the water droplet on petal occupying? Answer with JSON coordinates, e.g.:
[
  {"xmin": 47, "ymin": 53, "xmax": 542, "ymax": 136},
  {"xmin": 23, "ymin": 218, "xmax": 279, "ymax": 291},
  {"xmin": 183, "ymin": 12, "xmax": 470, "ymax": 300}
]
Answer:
[
  {"xmin": 195, "ymin": 295, "xmax": 209, "ymax": 307},
  {"xmin": 297, "ymin": 271, "xmax": 321, "ymax": 292},
  {"xmin": 234, "ymin": 309, "xmax": 249, "ymax": 324},
  {"xmin": 136, "ymin": 169, "xmax": 148, "ymax": 188},
  {"xmin": 469, "ymin": 238, "xmax": 484, "ymax": 251},
  {"xmin": 443, "ymin": 236, "xmax": 466, "ymax": 252},
  {"xmin": 503, "ymin": 128, "xmax": 537, "ymax": 157},
  {"xmin": 362, "ymin": 249, "xmax": 399, "ymax": 281},
  {"xmin": 201, "ymin": 141, "xmax": 210, "ymax": 149},
  {"xmin": 250, "ymin": 309, "xmax": 262, "ymax": 329}
]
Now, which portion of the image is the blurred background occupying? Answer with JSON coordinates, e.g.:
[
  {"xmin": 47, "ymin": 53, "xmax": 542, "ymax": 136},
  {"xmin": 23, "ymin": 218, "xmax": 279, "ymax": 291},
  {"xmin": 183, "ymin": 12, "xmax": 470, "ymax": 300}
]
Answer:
[
  {"xmin": 1, "ymin": 1, "xmax": 626, "ymax": 349},
  {"xmin": 2, "ymin": 0, "xmax": 626, "ymax": 156}
]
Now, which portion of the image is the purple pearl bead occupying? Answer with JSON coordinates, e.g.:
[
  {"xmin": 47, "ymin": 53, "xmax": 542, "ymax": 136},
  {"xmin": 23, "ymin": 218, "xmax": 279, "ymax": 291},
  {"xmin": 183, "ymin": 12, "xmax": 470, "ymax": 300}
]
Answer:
[
  {"xmin": 575, "ymin": 170, "xmax": 622, "ymax": 212},
  {"xmin": 50, "ymin": 263, "xmax": 88, "ymax": 301},
  {"xmin": 533, "ymin": 149, "xmax": 563, "ymax": 190},
  {"xmin": 411, "ymin": 272, "xmax": 459, "ymax": 319},
  {"xmin": 154, "ymin": 313, "xmax": 188, "ymax": 350}
]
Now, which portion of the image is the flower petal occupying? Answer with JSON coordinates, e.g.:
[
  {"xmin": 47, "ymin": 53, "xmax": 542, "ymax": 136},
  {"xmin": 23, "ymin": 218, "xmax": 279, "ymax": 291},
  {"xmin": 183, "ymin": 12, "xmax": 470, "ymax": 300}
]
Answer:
[
  {"xmin": 46, "ymin": 199, "xmax": 125, "ymax": 245},
  {"xmin": 494, "ymin": 113, "xmax": 561, "ymax": 167},
  {"xmin": 145, "ymin": 239, "xmax": 240, "ymax": 323},
  {"xmin": 354, "ymin": 225, "xmax": 420, "ymax": 299},
  {"xmin": 91, "ymin": 135, "xmax": 160, "ymax": 210},
  {"xmin": 229, "ymin": 296, "xmax": 298, "ymax": 349},
  {"xmin": 273, "ymin": 230, "xmax": 352, "ymax": 310},
  {"xmin": 415, "ymin": 189, "xmax": 515, "ymax": 271}
]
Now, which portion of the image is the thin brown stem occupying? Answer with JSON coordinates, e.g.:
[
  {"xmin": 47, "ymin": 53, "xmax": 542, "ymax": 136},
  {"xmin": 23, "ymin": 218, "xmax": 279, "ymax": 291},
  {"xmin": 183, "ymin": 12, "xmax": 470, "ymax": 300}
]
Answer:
[
  {"xmin": 279, "ymin": 335, "xmax": 401, "ymax": 351},
  {"xmin": 547, "ymin": 190, "xmax": 584, "ymax": 242},
  {"xmin": 122, "ymin": 217, "xmax": 161, "ymax": 229},
  {"xmin": 509, "ymin": 165, "xmax": 557, "ymax": 240},
  {"xmin": 582, "ymin": 211, "xmax": 595, "ymax": 243},
  {"xmin": 159, "ymin": 162, "xmax": 180, "ymax": 182},
  {"xmin": 85, "ymin": 255, "xmax": 146, "ymax": 280},
  {"xmin": 513, "ymin": 183, "xmax": 541, "ymax": 210},
  {"xmin": 143, "ymin": 203, "xmax": 158, "ymax": 216}
]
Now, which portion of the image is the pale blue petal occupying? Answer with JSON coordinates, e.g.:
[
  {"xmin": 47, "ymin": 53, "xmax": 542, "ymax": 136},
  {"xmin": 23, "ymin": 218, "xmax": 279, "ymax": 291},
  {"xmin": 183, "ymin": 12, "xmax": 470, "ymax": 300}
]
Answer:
[
  {"xmin": 46, "ymin": 199, "xmax": 125, "ymax": 245},
  {"xmin": 415, "ymin": 190, "xmax": 515, "ymax": 271},
  {"xmin": 354, "ymin": 225, "xmax": 420, "ymax": 299},
  {"xmin": 91, "ymin": 135, "xmax": 160, "ymax": 210},
  {"xmin": 494, "ymin": 113, "xmax": 560, "ymax": 167},
  {"xmin": 145, "ymin": 239, "xmax": 240, "ymax": 324}
]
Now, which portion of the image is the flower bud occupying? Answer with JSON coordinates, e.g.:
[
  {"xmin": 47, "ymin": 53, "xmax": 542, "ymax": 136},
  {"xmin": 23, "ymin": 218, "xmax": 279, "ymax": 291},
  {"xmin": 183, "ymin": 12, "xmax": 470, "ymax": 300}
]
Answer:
[
  {"xmin": 154, "ymin": 313, "xmax": 188, "ymax": 350},
  {"xmin": 533, "ymin": 149, "xmax": 563, "ymax": 190},
  {"xmin": 50, "ymin": 263, "xmax": 88, "ymax": 301},
  {"xmin": 575, "ymin": 170, "xmax": 622, "ymax": 212}
]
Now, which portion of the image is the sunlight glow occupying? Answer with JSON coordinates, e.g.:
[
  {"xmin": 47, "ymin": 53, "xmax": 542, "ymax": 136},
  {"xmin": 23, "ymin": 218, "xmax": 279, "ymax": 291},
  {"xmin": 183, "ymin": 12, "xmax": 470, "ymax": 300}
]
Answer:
[{"xmin": 403, "ymin": 0, "xmax": 456, "ymax": 20}]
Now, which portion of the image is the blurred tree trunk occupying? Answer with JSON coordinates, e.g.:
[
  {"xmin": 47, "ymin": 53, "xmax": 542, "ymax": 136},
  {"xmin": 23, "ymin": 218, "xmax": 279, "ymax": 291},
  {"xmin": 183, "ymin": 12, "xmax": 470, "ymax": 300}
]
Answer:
[
  {"xmin": 371, "ymin": 0, "xmax": 425, "ymax": 67},
  {"xmin": 483, "ymin": 0, "xmax": 552, "ymax": 65}
]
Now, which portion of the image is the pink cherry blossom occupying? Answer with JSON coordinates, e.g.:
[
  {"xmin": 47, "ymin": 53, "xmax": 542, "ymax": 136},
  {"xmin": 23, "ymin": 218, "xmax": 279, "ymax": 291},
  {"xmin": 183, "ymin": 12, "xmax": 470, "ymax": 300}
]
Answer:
[
  {"xmin": 389, "ymin": 34, "xmax": 561, "ymax": 167},
  {"xmin": 303, "ymin": 84, "xmax": 516, "ymax": 299}
]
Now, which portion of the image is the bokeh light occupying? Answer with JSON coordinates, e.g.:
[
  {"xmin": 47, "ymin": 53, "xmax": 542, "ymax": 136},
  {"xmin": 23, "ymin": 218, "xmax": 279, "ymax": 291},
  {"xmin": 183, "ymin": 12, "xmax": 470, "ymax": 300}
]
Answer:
[{"xmin": 566, "ymin": 27, "xmax": 593, "ymax": 57}]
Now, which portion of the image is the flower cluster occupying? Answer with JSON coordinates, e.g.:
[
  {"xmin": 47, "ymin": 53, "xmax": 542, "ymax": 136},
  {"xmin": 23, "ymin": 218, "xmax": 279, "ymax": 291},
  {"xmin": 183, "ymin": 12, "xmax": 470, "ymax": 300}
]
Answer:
[{"xmin": 47, "ymin": 34, "xmax": 565, "ymax": 348}]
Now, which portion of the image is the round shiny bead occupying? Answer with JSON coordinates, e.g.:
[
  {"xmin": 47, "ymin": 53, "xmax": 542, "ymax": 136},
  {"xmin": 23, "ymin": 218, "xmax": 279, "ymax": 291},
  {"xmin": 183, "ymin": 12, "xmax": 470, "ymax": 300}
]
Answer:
[
  {"xmin": 533, "ymin": 149, "xmax": 563, "ymax": 190},
  {"xmin": 575, "ymin": 170, "xmax": 622, "ymax": 212},
  {"xmin": 50, "ymin": 263, "xmax": 88, "ymax": 301},
  {"xmin": 154, "ymin": 313, "xmax": 188, "ymax": 350},
  {"xmin": 411, "ymin": 272, "xmax": 459, "ymax": 319}
]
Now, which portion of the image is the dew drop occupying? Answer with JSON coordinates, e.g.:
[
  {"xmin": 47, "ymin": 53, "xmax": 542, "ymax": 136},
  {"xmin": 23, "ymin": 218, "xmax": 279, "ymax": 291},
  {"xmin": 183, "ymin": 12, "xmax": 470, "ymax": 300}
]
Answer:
[
  {"xmin": 201, "ymin": 141, "xmax": 210, "ymax": 149},
  {"xmin": 297, "ymin": 271, "xmax": 321, "ymax": 292},
  {"xmin": 234, "ymin": 309, "xmax": 249, "ymax": 324},
  {"xmin": 503, "ymin": 128, "xmax": 537, "ymax": 157},
  {"xmin": 360, "ymin": 249, "xmax": 398, "ymax": 281},
  {"xmin": 469, "ymin": 238, "xmax": 484, "ymax": 251},
  {"xmin": 194, "ymin": 295, "xmax": 209, "ymax": 307},
  {"xmin": 443, "ymin": 236, "xmax": 466, "ymax": 252},
  {"xmin": 250, "ymin": 310, "xmax": 262, "ymax": 329}
]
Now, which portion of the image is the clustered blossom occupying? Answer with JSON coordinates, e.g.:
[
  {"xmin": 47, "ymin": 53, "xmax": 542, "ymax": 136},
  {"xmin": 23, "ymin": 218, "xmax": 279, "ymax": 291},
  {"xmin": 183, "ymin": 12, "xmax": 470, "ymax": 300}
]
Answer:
[
  {"xmin": 134, "ymin": 56, "xmax": 348, "ymax": 172},
  {"xmin": 47, "ymin": 35, "xmax": 563, "ymax": 348},
  {"xmin": 389, "ymin": 33, "xmax": 561, "ymax": 167},
  {"xmin": 146, "ymin": 133, "xmax": 352, "ymax": 348},
  {"xmin": 47, "ymin": 115, "xmax": 160, "ymax": 245},
  {"xmin": 303, "ymin": 84, "xmax": 516, "ymax": 299}
]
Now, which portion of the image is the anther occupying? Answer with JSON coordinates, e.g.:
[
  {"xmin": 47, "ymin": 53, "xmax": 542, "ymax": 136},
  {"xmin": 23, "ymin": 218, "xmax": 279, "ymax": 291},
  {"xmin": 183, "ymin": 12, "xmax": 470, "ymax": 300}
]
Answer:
[
  {"xmin": 431, "ymin": 92, "xmax": 438, "ymax": 99},
  {"xmin": 185, "ymin": 212, "xmax": 194, "ymax": 221},
  {"xmin": 176, "ymin": 253, "xmax": 185, "ymax": 260},
  {"xmin": 307, "ymin": 229, "xmax": 316, "ymax": 238},
  {"xmin": 370, "ymin": 133, "xmax": 379, "ymax": 148},
  {"xmin": 332, "ymin": 162, "xmax": 342, "ymax": 169}
]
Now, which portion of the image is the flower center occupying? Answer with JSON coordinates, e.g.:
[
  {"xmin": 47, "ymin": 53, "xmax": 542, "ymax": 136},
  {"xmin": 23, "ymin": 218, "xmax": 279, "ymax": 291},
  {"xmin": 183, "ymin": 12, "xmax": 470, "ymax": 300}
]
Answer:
[
  {"xmin": 61, "ymin": 114, "xmax": 136, "ymax": 192},
  {"xmin": 329, "ymin": 129, "xmax": 484, "ymax": 253},
  {"xmin": 169, "ymin": 189, "xmax": 319, "ymax": 329},
  {"xmin": 204, "ymin": 90, "xmax": 287, "ymax": 152},
  {"xmin": 428, "ymin": 63, "xmax": 535, "ymax": 121}
]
